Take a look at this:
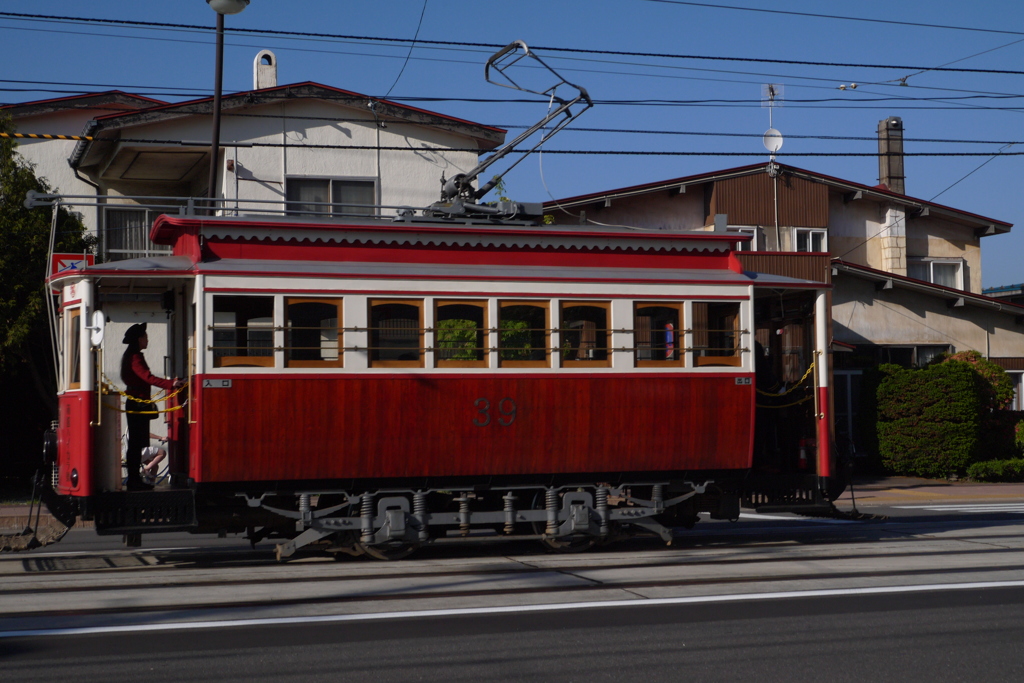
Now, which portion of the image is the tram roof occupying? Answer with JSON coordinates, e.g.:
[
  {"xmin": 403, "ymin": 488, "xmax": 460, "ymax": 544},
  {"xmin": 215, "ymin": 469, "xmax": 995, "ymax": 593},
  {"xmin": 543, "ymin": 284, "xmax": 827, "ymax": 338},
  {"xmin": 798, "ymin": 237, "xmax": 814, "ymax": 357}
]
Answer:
[
  {"xmin": 150, "ymin": 213, "xmax": 748, "ymax": 253},
  {"xmin": 57, "ymin": 254, "xmax": 824, "ymax": 289}
]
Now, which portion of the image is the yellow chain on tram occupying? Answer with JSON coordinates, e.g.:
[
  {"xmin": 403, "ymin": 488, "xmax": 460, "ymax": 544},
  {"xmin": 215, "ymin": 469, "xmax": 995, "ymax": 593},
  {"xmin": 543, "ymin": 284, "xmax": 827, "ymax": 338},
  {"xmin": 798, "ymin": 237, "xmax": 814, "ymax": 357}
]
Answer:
[
  {"xmin": 755, "ymin": 361, "xmax": 815, "ymax": 409},
  {"xmin": 100, "ymin": 374, "xmax": 189, "ymax": 414}
]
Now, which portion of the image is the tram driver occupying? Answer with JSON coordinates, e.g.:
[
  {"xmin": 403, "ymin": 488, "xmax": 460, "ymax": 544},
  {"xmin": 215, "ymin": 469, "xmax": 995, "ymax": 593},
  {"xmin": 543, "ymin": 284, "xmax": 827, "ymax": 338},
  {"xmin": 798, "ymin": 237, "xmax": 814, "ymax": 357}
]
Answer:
[{"xmin": 120, "ymin": 323, "xmax": 184, "ymax": 491}]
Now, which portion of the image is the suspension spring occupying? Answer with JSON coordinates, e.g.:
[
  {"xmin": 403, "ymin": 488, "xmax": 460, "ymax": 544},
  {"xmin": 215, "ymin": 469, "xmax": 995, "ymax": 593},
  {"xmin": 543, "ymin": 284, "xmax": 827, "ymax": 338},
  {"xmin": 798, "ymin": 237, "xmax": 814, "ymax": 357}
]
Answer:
[
  {"xmin": 545, "ymin": 487, "xmax": 559, "ymax": 536},
  {"xmin": 455, "ymin": 494, "xmax": 471, "ymax": 536},
  {"xmin": 596, "ymin": 487, "xmax": 609, "ymax": 536},
  {"xmin": 503, "ymin": 492, "xmax": 517, "ymax": 534},
  {"xmin": 360, "ymin": 492, "xmax": 375, "ymax": 543},
  {"xmin": 652, "ymin": 484, "xmax": 664, "ymax": 512},
  {"xmin": 413, "ymin": 491, "xmax": 429, "ymax": 542},
  {"xmin": 298, "ymin": 493, "xmax": 311, "ymax": 531}
]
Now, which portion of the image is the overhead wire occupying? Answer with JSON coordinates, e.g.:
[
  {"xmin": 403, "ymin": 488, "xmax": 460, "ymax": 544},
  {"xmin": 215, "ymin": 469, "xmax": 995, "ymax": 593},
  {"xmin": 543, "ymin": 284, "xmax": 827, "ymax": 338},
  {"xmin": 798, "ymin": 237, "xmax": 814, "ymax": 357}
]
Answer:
[
  {"xmin": 381, "ymin": 0, "xmax": 428, "ymax": 99},
  {"xmin": 5, "ymin": 131, "xmax": 1023, "ymax": 157},
  {"xmin": 635, "ymin": 0, "xmax": 1024, "ymax": 37},
  {"xmin": 4, "ymin": 16, "xmax": 1024, "ymax": 113},
  {"xmin": 2, "ymin": 11, "xmax": 1024, "ymax": 76}
]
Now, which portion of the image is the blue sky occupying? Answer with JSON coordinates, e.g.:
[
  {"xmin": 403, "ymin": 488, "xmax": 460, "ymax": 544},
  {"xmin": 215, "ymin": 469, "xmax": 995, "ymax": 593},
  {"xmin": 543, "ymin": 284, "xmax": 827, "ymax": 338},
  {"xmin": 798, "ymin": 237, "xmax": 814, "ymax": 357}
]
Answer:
[{"xmin": 3, "ymin": 1, "xmax": 1022, "ymax": 287}]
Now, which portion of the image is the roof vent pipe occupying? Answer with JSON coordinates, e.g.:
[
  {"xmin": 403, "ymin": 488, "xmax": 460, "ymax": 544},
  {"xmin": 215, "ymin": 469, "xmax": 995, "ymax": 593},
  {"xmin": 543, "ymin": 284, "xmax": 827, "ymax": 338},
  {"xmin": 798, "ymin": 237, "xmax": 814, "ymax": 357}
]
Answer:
[
  {"xmin": 877, "ymin": 116, "xmax": 905, "ymax": 194},
  {"xmin": 254, "ymin": 50, "xmax": 277, "ymax": 90}
]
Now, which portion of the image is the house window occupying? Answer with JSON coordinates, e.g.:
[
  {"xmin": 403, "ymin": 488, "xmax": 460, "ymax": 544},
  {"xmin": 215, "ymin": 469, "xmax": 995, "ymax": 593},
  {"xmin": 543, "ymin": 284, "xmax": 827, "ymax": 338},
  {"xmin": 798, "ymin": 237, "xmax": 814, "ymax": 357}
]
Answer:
[
  {"xmin": 369, "ymin": 299, "xmax": 423, "ymax": 367},
  {"xmin": 908, "ymin": 259, "xmax": 963, "ymax": 290},
  {"xmin": 435, "ymin": 300, "xmax": 488, "ymax": 368},
  {"xmin": 212, "ymin": 296, "xmax": 275, "ymax": 367},
  {"xmin": 692, "ymin": 301, "xmax": 742, "ymax": 367},
  {"xmin": 1009, "ymin": 372, "xmax": 1024, "ymax": 411},
  {"xmin": 285, "ymin": 298, "xmax": 342, "ymax": 368},
  {"xmin": 103, "ymin": 207, "xmax": 173, "ymax": 261},
  {"xmin": 728, "ymin": 227, "xmax": 760, "ymax": 251},
  {"xmin": 634, "ymin": 302, "xmax": 682, "ymax": 366},
  {"xmin": 794, "ymin": 228, "xmax": 827, "ymax": 253},
  {"xmin": 498, "ymin": 301, "xmax": 549, "ymax": 368},
  {"xmin": 285, "ymin": 178, "xmax": 376, "ymax": 217},
  {"xmin": 872, "ymin": 344, "xmax": 952, "ymax": 368},
  {"xmin": 559, "ymin": 302, "xmax": 611, "ymax": 367}
]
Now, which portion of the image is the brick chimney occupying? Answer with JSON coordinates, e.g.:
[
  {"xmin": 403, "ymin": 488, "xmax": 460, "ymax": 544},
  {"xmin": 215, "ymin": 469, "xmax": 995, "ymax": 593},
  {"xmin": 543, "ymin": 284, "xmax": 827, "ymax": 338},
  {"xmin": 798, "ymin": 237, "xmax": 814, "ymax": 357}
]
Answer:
[{"xmin": 877, "ymin": 116, "xmax": 905, "ymax": 194}]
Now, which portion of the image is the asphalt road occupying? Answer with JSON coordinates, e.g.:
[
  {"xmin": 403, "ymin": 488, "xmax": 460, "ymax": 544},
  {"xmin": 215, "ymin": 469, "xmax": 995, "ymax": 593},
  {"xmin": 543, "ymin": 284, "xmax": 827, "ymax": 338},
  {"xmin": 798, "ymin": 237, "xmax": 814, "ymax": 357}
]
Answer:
[
  {"xmin": 4, "ymin": 586, "xmax": 1024, "ymax": 682},
  {"xmin": 4, "ymin": 479, "xmax": 1024, "ymax": 682}
]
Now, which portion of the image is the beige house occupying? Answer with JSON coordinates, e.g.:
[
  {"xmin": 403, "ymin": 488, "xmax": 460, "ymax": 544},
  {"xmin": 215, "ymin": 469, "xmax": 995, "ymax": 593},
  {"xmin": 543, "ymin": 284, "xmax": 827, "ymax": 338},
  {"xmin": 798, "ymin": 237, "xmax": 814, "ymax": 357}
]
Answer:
[
  {"xmin": 6, "ymin": 51, "xmax": 504, "ymax": 262},
  {"xmin": 544, "ymin": 125, "xmax": 1024, "ymax": 448}
]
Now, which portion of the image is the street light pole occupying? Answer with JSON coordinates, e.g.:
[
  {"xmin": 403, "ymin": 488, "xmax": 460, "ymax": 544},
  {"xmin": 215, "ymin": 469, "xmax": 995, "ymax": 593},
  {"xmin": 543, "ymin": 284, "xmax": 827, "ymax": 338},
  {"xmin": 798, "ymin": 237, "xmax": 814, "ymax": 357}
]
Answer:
[
  {"xmin": 206, "ymin": 0, "xmax": 249, "ymax": 204},
  {"xmin": 208, "ymin": 10, "xmax": 225, "ymax": 202}
]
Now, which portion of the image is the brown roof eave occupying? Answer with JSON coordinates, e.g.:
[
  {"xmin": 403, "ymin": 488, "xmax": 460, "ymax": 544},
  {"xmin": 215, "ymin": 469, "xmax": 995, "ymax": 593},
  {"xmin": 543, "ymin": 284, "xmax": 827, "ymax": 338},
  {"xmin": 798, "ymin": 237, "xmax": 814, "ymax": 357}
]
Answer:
[
  {"xmin": 86, "ymin": 83, "xmax": 505, "ymax": 149},
  {"xmin": 832, "ymin": 259, "xmax": 1024, "ymax": 316}
]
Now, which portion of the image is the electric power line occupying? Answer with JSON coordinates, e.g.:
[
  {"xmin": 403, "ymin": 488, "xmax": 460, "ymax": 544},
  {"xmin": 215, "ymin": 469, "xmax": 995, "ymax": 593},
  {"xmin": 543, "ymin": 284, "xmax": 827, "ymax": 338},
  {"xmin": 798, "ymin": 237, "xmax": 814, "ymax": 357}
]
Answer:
[
  {"xmin": 637, "ymin": 0, "xmax": 1024, "ymax": 38},
  {"xmin": 2, "ymin": 11, "xmax": 1024, "ymax": 76},
  {"xmin": 5, "ymin": 132, "xmax": 1024, "ymax": 157}
]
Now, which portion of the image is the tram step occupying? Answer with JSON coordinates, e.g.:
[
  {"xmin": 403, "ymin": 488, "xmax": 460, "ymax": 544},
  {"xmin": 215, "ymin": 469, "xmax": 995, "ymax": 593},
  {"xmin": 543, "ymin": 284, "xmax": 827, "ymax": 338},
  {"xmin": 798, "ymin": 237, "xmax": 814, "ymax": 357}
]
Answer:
[{"xmin": 92, "ymin": 489, "xmax": 197, "ymax": 534}]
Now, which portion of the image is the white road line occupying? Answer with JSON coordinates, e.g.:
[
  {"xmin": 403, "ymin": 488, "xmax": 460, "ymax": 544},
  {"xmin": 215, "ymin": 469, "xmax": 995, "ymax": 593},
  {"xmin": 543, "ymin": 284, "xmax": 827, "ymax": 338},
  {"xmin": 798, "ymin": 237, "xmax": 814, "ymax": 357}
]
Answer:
[
  {"xmin": 738, "ymin": 512, "xmax": 854, "ymax": 524},
  {"xmin": 4, "ymin": 580, "xmax": 1024, "ymax": 639},
  {"xmin": 894, "ymin": 504, "xmax": 1024, "ymax": 513}
]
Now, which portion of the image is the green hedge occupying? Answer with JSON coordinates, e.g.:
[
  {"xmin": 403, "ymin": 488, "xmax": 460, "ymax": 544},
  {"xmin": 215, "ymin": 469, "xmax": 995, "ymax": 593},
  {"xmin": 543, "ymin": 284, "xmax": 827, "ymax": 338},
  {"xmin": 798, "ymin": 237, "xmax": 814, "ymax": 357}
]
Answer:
[
  {"xmin": 967, "ymin": 458, "xmax": 1024, "ymax": 482},
  {"xmin": 877, "ymin": 361, "xmax": 984, "ymax": 477}
]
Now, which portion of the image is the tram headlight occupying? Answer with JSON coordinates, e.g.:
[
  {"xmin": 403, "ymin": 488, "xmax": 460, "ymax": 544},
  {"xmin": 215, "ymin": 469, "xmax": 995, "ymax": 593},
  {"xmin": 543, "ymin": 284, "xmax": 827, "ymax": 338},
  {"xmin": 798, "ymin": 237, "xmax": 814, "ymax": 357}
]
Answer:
[{"xmin": 70, "ymin": 468, "xmax": 79, "ymax": 487}]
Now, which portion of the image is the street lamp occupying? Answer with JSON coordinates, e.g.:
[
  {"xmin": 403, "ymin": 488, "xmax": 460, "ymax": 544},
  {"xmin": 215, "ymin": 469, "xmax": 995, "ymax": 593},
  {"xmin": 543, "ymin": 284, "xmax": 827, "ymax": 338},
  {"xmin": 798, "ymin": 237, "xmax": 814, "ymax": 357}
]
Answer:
[{"xmin": 206, "ymin": 0, "xmax": 249, "ymax": 203}]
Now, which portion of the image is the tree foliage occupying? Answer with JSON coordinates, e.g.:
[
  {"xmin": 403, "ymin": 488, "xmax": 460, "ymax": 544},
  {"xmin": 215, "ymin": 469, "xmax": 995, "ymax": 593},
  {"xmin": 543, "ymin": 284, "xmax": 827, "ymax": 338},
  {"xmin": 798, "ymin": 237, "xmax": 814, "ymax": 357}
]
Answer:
[
  {"xmin": 1, "ymin": 113, "xmax": 91, "ymax": 373},
  {"xmin": 1, "ymin": 113, "xmax": 92, "ymax": 489}
]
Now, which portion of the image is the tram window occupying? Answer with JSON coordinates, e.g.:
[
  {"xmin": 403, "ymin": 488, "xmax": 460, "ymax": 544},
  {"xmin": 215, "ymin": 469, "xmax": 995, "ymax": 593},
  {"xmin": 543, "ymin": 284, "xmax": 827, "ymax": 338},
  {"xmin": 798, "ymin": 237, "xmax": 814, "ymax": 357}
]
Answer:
[
  {"xmin": 435, "ymin": 300, "xmax": 487, "ymax": 368},
  {"xmin": 68, "ymin": 309, "xmax": 82, "ymax": 389},
  {"xmin": 498, "ymin": 301, "xmax": 549, "ymax": 368},
  {"xmin": 285, "ymin": 298, "xmax": 342, "ymax": 368},
  {"xmin": 212, "ymin": 296, "xmax": 275, "ymax": 368},
  {"xmin": 692, "ymin": 301, "xmax": 742, "ymax": 367},
  {"xmin": 560, "ymin": 302, "xmax": 611, "ymax": 367},
  {"xmin": 369, "ymin": 299, "xmax": 423, "ymax": 367},
  {"xmin": 634, "ymin": 303, "xmax": 682, "ymax": 367}
]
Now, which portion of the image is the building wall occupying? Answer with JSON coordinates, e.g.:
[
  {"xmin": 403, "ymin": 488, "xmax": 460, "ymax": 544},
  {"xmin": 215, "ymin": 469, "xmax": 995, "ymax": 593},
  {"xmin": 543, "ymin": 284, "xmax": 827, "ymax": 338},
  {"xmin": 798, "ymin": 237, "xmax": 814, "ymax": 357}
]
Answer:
[
  {"xmin": 92, "ymin": 99, "xmax": 481, "ymax": 216},
  {"xmin": 832, "ymin": 274, "xmax": 1022, "ymax": 357},
  {"xmin": 14, "ymin": 99, "xmax": 487, "ymax": 240},
  {"xmin": 546, "ymin": 189, "xmax": 706, "ymax": 230},
  {"xmin": 905, "ymin": 214, "xmax": 982, "ymax": 293},
  {"xmin": 12, "ymin": 109, "xmax": 101, "ymax": 219}
]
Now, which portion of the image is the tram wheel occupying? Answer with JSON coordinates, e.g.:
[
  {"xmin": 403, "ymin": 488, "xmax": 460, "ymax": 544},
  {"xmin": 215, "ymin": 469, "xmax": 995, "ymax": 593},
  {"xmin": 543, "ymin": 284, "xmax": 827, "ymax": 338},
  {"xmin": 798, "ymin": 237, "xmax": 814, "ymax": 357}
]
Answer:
[
  {"xmin": 356, "ymin": 540, "xmax": 419, "ymax": 561},
  {"xmin": 530, "ymin": 490, "xmax": 599, "ymax": 554},
  {"xmin": 540, "ymin": 534, "xmax": 598, "ymax": 553}
]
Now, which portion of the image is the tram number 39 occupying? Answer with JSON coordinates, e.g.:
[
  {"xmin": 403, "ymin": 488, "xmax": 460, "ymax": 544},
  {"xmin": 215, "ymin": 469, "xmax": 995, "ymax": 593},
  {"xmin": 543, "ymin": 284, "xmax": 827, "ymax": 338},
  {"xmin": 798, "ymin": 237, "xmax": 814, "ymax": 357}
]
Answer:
[{"xmin": 473, "ymin": 398, "xmax": 517, "ymax": 427}]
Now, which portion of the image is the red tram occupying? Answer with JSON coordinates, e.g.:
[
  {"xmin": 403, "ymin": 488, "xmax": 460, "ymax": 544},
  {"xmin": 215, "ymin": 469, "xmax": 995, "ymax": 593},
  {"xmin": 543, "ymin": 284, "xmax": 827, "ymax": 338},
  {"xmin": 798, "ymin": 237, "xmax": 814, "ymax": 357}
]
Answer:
[{"xmin": 40, "ymin": 211, "xmax": 841, "ymax": 559}]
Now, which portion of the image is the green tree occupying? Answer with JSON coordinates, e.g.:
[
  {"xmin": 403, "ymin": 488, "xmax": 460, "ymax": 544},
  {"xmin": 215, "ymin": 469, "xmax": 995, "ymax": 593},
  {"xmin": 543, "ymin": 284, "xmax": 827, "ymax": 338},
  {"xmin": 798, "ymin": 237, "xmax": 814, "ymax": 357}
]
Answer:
[{"xmin": 1, "ymin": 113, "xmax": 92, "ymax": 490}]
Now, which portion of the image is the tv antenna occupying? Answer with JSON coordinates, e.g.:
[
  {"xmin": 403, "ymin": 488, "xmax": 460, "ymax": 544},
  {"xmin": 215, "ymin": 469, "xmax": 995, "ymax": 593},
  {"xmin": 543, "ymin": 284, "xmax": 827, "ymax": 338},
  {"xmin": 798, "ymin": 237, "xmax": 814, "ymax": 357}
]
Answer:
[{"xmin": 762, "ymin": 84, "xmax": 784, "ymax": 177}]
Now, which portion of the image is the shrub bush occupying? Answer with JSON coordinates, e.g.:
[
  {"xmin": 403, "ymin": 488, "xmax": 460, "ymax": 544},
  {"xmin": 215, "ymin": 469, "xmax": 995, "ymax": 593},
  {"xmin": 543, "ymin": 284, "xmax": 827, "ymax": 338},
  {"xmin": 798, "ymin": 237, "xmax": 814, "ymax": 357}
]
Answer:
[
  {"xmin": 877, "ymin": 361, "xmax": 984, "ymax": 477},
  {"xmin": 937, "ymin": 350, "xmax": 1014, "ymax": 410},
  {"xmin": 967, "ymin": 458, "xmax": 1024, "ymax": 482}
]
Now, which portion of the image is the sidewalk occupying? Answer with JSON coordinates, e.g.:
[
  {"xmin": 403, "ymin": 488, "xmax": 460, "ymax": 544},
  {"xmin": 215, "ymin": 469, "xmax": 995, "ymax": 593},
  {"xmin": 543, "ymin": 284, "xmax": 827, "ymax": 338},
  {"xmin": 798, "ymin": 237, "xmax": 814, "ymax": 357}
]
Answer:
[
  {"xmin": 0, "ymin": 505, "xmax": 92, "ymax": 531},
  {"xmin": 836, "ymin": 476, "xmax": 1024, "ymax": 507}
]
